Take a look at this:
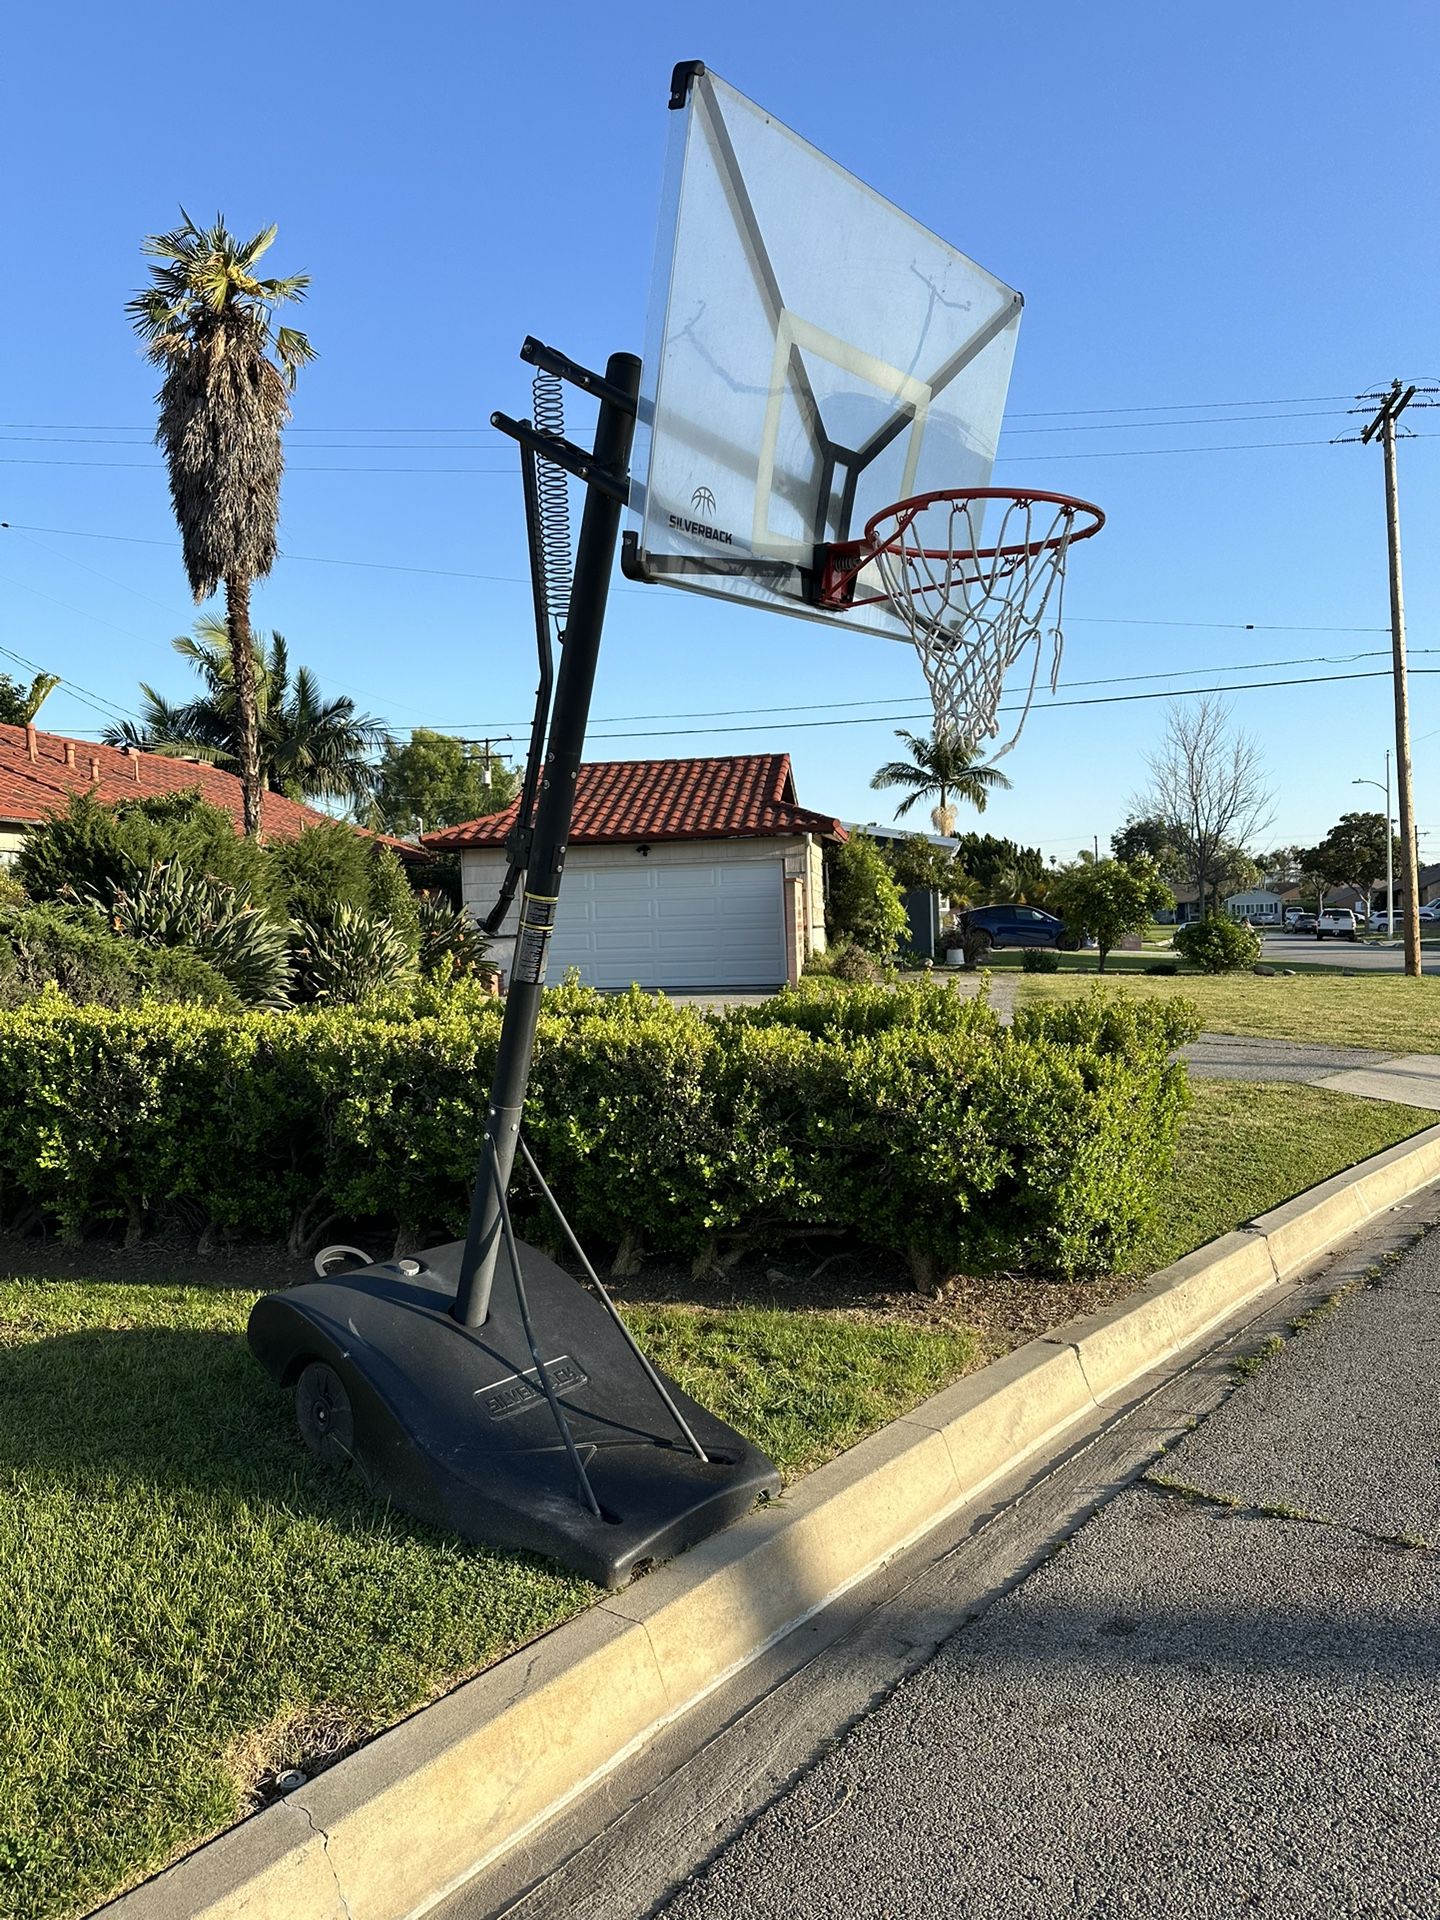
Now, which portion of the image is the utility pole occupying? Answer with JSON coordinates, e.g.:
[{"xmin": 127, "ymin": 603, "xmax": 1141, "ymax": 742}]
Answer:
[
  {"xmin": 458, "ymin": 734, "xmax": 514, "ymax": 789},
  {"xmin": 1359, "ymin": 382, "xmax": 1421, "ymax": 976}
]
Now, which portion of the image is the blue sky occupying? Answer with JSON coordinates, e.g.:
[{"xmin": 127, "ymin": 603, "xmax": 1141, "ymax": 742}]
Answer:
[{"xmin": 2, "ymin": 0, "xmax": 1436, "ymax": 864}]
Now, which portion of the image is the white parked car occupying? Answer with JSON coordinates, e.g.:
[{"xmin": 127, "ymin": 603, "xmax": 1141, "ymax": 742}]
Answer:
[
  {"xmin": 1417, "ymin": 903, "xmax": 1440, "ymax": 923},
  {"xmin": 1315, "ymin": 907, "xmax": 1358, "ymax": 941}
]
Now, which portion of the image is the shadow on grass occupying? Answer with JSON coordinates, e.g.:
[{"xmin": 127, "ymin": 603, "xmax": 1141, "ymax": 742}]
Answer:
[{"xmin": 0, "ymin": 1320, "xmax": 445, "ymax": 1542}]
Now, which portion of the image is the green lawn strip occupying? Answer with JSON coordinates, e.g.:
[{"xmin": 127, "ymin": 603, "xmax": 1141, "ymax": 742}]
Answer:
[
  {"xmin": 623, "ymin": 1305, "xmax": 974, "ymax": 1479},
  {"xmin": 0, "ymin": 1279, "xmax": 968, "ymax": 1920},
  {"xmin": 1136, "ymin": 1081, "xmax": 1431, "ymax": 1272},
  {"xmin": 1014, "ymin": 969, "xmax": 1440, "ymax": 1054}
]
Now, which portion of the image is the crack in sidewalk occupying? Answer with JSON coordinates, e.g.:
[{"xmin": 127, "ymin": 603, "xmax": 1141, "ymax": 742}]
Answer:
[
  {"xmin": 293, "ymin": 1796, "xmax": 355, "ymax": 1920},
  {"xmin": 1141, "ymin": 1470, "xmax": 1436, "ymax": 1555}
]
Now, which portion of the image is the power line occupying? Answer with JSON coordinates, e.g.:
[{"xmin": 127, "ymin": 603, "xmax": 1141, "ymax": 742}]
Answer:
[
  {"xmin": 12, "ymin": 436, "xmax": 1424, "ymax": 475},
  {"xmin": 427, "ymin": 647, "xmax": 1417, "ymax": 731},
  {"xmin": 0, "ymin": 407, "xmax": 1355, "ymax": 449},
  {"xmin": 575, "ymin": 667, "xmax": 1440, "ymax": 740},
  {"xmin": 998, "ymin": 434, "xmax": 1436, "ymax": 464},
  {"xmin": 0, "ymin": 517, "xmax": 1400, "ymax": 627},
  {"xmin": 0, "ymin": 434, "xmax": 512, "ymax": 452},
  {"xmin": 0, "ymin": 393, "xmax": 1363, "ymax": 433},
  {"xmin": 0, "ymin": 637, "xmax": 137, "ymax": 725},
  {"xmin": 1006, "ymin": 391, "xmax": 1356, "ymax": 418},
  {"xmin": 0, "ymin": 456, "xmax": 516, "ymax": 474},
  {"xmin": 1002, "ymin": 407, "xmax": 1349, "ymax": 436}
]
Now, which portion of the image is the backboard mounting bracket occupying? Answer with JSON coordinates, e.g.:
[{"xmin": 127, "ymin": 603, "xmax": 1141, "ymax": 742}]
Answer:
[{"xmin": 669, "ymin": 59, "xmax": 705, "ymax": 109}]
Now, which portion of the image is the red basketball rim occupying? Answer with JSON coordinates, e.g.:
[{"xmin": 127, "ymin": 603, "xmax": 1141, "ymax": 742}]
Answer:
[{"xmin": 865, "ymin": 486, "xmax": 1105, "ymax": 564}]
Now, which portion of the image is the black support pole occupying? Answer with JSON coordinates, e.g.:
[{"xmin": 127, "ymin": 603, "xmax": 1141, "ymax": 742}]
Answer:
[{"xmin": 453, "ymin": 350, "xmax": 641, "ymax": 1328}]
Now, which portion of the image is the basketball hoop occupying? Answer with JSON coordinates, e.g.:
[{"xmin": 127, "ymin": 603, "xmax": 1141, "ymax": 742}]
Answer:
[{"xmin": 819, "ymin": 488, "xmax": 1104, "ymax": 755}]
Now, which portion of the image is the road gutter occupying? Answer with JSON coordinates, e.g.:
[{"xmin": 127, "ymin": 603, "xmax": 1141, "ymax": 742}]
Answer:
[{"xmin": 98, "ymin": 1123, "xmax": 1440, "ymax": 1920}]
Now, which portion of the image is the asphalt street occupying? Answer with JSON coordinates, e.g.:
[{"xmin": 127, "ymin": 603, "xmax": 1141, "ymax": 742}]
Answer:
[
  {"xmin": 1259, "ymin": 929, "xmax": 1433, "ymax": 972},
  {"xmin": 647, "ymin": 1233, "xmax": 1440, "ymax": 1920}
]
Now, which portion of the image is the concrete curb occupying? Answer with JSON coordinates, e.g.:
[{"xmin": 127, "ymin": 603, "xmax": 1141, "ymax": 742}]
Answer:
[{"xmin": 99, "ymin": 1121, "xmax": 1440, "ymax": 1920}]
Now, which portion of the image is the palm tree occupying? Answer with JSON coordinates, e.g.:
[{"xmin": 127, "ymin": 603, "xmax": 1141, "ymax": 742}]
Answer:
[
  {"xmin": 870, "ymin": 729, "xmax": 1011, "ymax": 833},
  {"xmin": 127, "ymin": 212, "xmax": 316, "ymax": 835},
  {"xmin": 104, "ymin": 617, "xmax": 391, "ymax": 809}
]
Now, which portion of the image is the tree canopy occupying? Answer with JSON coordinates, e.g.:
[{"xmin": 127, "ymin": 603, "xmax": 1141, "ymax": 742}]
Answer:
[
  {"xmin": 104, "ymin": 617, "xmax": 391, "ymax": 811},
  {"xmin": 1048, "ymin": 856, "xmax": 1172, "ymax": 972},
  {"xmin": 1301, "ymin": 812, "xmax": 1396, "ymax": 898},
  {"xmin": 825, "ymin": 833, "xmax": 909, "ymax": 958},
  {"xmin": 371, "ymin": 729, "xmax": 519, "ymax": 835},
  {"xmin": 0, "ymin": 671, "xmax": 60, "ymax": 727}
]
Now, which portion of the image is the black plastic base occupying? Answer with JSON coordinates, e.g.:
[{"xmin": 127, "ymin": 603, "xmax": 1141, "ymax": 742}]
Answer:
[{"xmin": 247, "ymin": 1239, "xmax": 780, "ymax": 1589}]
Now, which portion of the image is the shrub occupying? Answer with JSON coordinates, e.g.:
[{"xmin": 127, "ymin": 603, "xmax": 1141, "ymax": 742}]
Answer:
[
  {"xmin": 0, "ymin": 902, "xmax": 232, "ymax": 1009},
  {"xmin": 264, "ymin": 820, "xmax": 386, "ymax": 923},
  {"xmin": 1144, "ymin": 961, "xmax": 1179, "ymax": 976},
  {"xmin": 290, "ymin": 905, "xmax": 420, "ymax": 1005},
  {"xmin": 733, "ymin": 975, "xmax": 999, "ymax": 1041},
  {"xmin": 804, "ymin": 935, "xmax": 890, "ymax": 984},
  {"xmin": 1173, "ymin": 917, "xmax": 1263, "ymax": 973},
  {"xmin": 0, "ymin": 982, "xmax": 1195, "ymax": 1278},
  {"xmin": 88, "ymin": 860, "xmax": 292, "ymax": 1008},
  {"xmin": 18, "ymin": 788, "xmax": 264, "ymax": 905},
  {"xmin": 1021, "ymin": 948, "xmax": 1061, "ymax": 973},
  {"xmin": 825, "ymin": 834, "xmax": 909, "ymax": 960},
  {"xmin": 365, "ymin": 845, "xmax": 422, "ymax": 949}
]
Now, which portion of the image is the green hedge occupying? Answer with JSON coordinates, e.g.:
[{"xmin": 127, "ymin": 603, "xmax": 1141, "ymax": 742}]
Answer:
[{"xmin": 0, "ymin": 980, "xmax": 1198, "ymax": 1278}]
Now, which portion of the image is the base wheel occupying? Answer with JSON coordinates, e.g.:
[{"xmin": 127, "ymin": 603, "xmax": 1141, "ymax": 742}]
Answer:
[{"xmin": 295, "ymin": 1360, "xmax": 355, "ymax": 1469}]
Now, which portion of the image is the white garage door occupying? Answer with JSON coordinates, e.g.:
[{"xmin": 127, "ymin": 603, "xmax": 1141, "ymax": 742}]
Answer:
[{"xmin": 546, "ymin": 859, "xmax": 787, "ymax": 991}]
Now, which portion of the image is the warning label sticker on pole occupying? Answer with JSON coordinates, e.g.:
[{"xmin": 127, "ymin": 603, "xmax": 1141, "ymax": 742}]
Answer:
[{"xmin": 513, "ymin": 893, "xmax": 558, "ymax": 985}]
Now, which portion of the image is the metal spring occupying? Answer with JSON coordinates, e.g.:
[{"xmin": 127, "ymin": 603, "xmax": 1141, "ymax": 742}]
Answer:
[{"xmin": 531, "ymin": 369, "xmax": 574, "ymax": 632}]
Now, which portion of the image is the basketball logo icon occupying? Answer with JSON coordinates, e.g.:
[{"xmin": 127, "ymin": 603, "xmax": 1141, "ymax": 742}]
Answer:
[{"xmin": 691, "ymin": 485, "xmax": 717, "ymax": 514}]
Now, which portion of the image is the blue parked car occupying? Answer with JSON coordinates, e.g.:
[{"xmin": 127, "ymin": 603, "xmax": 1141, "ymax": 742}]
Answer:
[{"xmin": 954, "ymin": 903, "xmax": 1074, "ymax": 956}]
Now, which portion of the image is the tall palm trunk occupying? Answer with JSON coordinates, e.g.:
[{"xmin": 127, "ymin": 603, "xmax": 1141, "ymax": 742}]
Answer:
[{"xmin": 225, "ymin": 574, "xmax": 264, "ymax": 837}]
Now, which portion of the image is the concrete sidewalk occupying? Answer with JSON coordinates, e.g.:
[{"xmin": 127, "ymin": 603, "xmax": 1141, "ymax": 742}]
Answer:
[
  {"xmin": 1183, "ymin": 1034, "xmax": 1440, "ymax": 1110},
  {"xmin": 641, "ymin": 1226, "xmax": 1440, "ymax": 1918}
]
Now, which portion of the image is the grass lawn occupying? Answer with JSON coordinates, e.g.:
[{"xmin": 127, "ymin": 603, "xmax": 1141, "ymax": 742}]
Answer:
[
  {"xmin": 1136, "ymin": 1081, "xmax": 1430, "ymax": 1271},
  {"xmin": 0, "ymin": 1278, "xmax": 970, "ymax": 1920},
  {"xmin": 1014, "ymin": 968, "xmax": 1440, "ymax": 1054},
  {"xmin": 3, "ymin": 1078, "xmax": 1431, "ymax": 1918}
]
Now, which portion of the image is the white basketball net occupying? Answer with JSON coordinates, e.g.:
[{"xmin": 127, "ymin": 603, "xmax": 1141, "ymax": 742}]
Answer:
[{"xmin": 868, "ymin": 493, "xmax": 1088, "ymax": 757}]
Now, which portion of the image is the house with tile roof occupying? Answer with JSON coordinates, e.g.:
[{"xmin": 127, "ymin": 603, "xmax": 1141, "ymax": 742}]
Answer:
[
  {"xmin": 423, "ymin": 754, "xmax": 846, "ymax": 991},
  {"xmin": 0, "ymin": 720, "xmax": 414, "ymax": 863}
]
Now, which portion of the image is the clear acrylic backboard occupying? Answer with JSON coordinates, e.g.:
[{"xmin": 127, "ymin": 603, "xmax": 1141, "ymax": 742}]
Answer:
[{"xmin": 623, "ymin": 63, "xmax": 1025, "ymax": 643}]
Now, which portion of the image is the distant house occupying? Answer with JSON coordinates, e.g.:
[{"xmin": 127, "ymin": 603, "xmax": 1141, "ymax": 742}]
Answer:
[
  {"xmin": 0, "ymin": 720, "xmax": 417, "ymax": 865},
  {"xmin": 1225, "ymin": 888, "xmax": 1283, "ymax": 925},
  {"xmin": 1154, "ymin": 886, "xmax": 1202, "ymax": 927},
  {"xmin": 425, "ymin": 754, "xmax": 844, "ymax": 992}
]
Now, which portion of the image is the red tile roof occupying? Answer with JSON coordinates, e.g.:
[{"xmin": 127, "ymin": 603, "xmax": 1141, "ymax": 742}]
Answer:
[
  {"xmin": 421, "ymin": 754, "xmax": 845, "ymax": 850},
  {"xmin": 0, "ymin": 721, "xmax": 416, "ymax": 853}
]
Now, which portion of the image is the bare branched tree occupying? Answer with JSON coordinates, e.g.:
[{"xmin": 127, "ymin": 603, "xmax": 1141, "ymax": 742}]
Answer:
[{"xmin": 1132, "ymin": 699, "xmax": 1274, "ymax": 915}]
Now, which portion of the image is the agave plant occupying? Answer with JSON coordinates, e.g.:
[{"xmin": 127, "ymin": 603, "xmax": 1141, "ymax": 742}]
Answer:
[
  {"xmin": 84, "ymin": 859, "xmax": 292, "ymax": 1009},
  {"xmin": 415, "ymin": 893, "xmax": 492, "ymax": 980},
  {"xmin": 290, "ymin": 904, "xmax": 419, "ymax": 1006}
]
